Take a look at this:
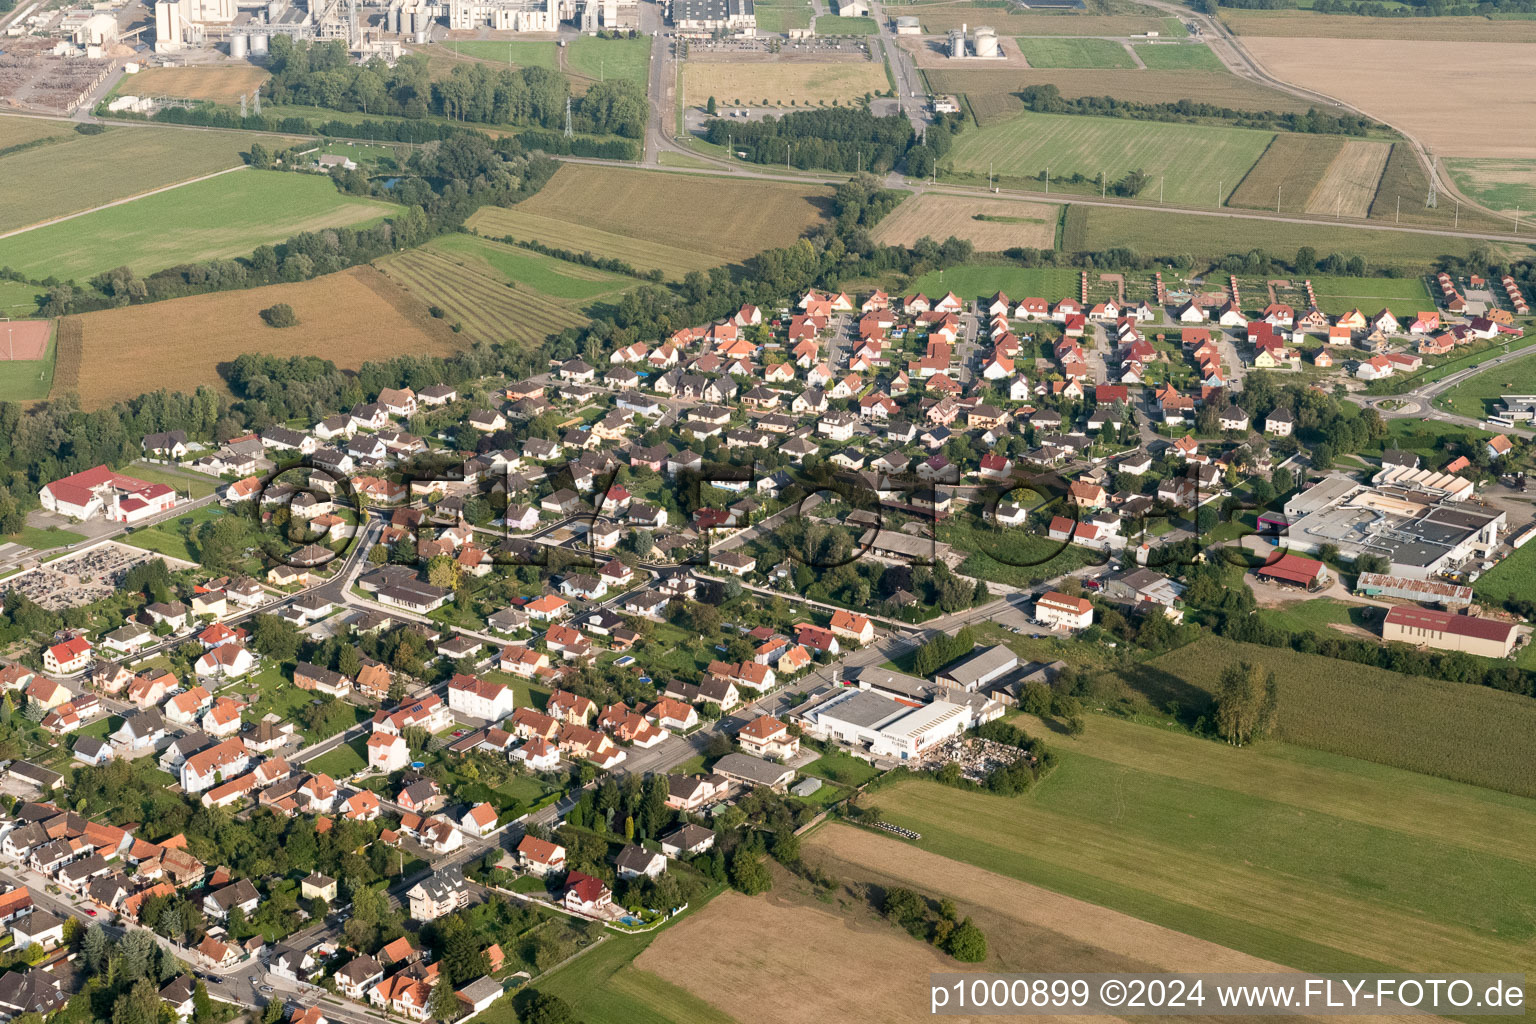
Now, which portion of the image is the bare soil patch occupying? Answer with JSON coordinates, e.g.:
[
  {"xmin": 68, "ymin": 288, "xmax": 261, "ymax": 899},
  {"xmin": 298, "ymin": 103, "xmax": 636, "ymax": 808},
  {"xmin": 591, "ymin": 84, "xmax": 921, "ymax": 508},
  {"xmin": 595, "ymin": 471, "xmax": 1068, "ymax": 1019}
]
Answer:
[
  {"xmin": 1242, "ymin": 37, "xmax": 1536, "ymax": 159},
  {"xmin": 873, "ymin": 193, "xmax": 1058, "ymax": 250},
  {"xmin": 66, "ymin": 266, "xmax": 459, "ymax": 408},
  {"xmin": 0, "ymin": 321, "xmax": 49, "ymax": 360},
  {"xmin": 125, "ymin": 65, "xmax": 269, "ymax": 104}
]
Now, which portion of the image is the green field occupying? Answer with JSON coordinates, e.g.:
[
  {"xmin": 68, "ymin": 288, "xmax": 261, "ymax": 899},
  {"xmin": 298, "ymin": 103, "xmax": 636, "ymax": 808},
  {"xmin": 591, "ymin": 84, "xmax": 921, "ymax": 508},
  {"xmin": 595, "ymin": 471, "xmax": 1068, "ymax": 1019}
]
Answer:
[
  {"xmin": 1254, "ymin": 596, "xmax": 1366, "ymax": 636},
  {"xmin": 1059, "ymin": 204, "xmax": 1520, "ymax": 265},
  {"xmin": 533, "ymin": 933, "xmax": 735, "ymax": 1024},
  {"xmin": 307, "ymin": 736, "xmax": 369, "ymax": 778},
  {"xmin": 434, "ymin": 39, "xmax": 559, "ymax": 68},
  {"xmin": 119, "ymin": 462, "xmax": 220, "ymax": 499},
  {"xmin": 802, "ymin": 749, "xmax": 881, "ymax": 787},
  {"xmin": 566, "ymin": 35, "xmax": 654, "ymax": 89},
  {"xmin": 0, "ymin": 170, "xmax": 393, "ymax": 281},
  {"xmin": 0, "ymin": 328, "xmax": 55, "ymax": 403},
  {"xmin": 121, "ymin": 504, "xmax": 229, "ymax": 563},
  {"xmin": 0, "ymin": 281, "xmax": 40, "ymax": 318},
  {"xmin": 862, "ymin": 716, "xmax": 1536, "ymax": 976},
  {"xmin": 1132, "ymin": 42, "xmax": 1223, "ymax": 70},
  {"xmin": 908, "ymin": 263, "xmax": 1081, "ymax": 301},
  {"xmin": 1014, "ymin": 37, "xmax": 1135, "ymax": 68},
  {"xmin": 813, "ymin": 14, "xmax": 879, "ymax": 33},
  {"xmin": 753, "ymin": 0, "xmax": 813, "ymax": 31},
  {"xmin": 1440, "ymin": 352, "xmax": 1536, "ymax": 419},
  {"xmin": 6, "ymin": 525, "xmax": 85, "ymax": 550},
  {"xmin": 1443, "ymin": 157, "xmax": 1536, "ymax": 216},
  {"xmin": 1474, "ymin": 536, "xmax": 1536, "ymax": 609},
  {"xmin": 0, "ymin": 124, "xmax": 273, "ymax": 234},
  {"xmin": 944, "ymin": 111, "xmax": 1273, "ymax": 206},
  {"xmin": 1307, "ymin": 275, "xmax": 1434, "ymax": 318},
  {"xmin": 1126, "ymin": 635, "xmax": 1536, "ymax": 797},
  {"xmin": 434, "ymin": 232, "xmax": 631, "ymax": 299}
]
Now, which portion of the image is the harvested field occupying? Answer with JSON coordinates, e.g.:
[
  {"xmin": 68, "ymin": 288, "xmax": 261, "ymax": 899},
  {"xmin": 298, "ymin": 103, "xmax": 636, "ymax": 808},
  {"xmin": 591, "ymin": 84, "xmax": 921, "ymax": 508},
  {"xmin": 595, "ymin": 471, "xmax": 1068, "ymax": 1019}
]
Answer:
[
  {"xmin": 871, "ymin": 193, "xmax": 1058, "ymax": 250},
  {"xmin": 1243, "ymin": 37, "xmax": 1536, "ymax": 159},
  {"xmin": 925, "ymin": 68, "xmax": 1316, "ymax": 123},
  {"xmin": 1444, "ymin": 157, "xmax": 1536, "ymax": 214},
  {"xmin": 1223, "ymin": 9, "xmax": 1536, "ymax": 41},
  {"xmin": 634, "ymin": 890, "xmax": 999, "ymax": 1024},
  {"xmin": 1305, "ymin": 139, "xmax": 1391, "ymax": 217},
  {"xmin": 378, "ymin": 245, "xmax": 594, "ymax": 349},
  {"xmin": 1367, "ymin": 142, "xmax": 1508, "ymax": 233},
  {"xmin": 471, "ymin": 164, "xmax": 832, "ymax": 274},
  {"xmin": 1227, "ymin": 133, "xmax": 1343, "ymax": 211},
  {"xmin": 891, "ymin": 6, "xmax": 1165, "ymax": 35},
  {"xmin": 1014, "ymin": 36, "xmax": 1135, "ymax": 68},
  {"xmin": 468, "ymin": 207, "xmax": 711, "ymax": 278},
  {"xmin": 0, "ymin": 124, "xmax": 269, "ymax": 233},
  {"xmin": 681, "ymin": 58, "xmax": 887, "ymax": 107},
  {"xmin": 943, "ymin": 110, "xmax": 1273, "ymax": 206},
  {"xmin": 123, "ymin": 65, "xmax": 269, "ymax": 104},
  {"xmin": 63, "ymin": 266, "xmax": 459, "ymax": 408},
  {"xmin": 3, "ymin": 170, "xmax": 393, "ymax": 281},
  {"xmin": 1059, "ymin": 205, "xmax": 1514, "ymax": 264}
]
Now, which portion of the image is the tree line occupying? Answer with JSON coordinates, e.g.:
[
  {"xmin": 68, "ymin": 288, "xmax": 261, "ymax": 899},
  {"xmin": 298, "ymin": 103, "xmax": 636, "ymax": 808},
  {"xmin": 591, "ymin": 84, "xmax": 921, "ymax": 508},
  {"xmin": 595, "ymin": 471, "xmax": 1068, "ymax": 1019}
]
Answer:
[
  {"xmin": 702, "ymin": 106, "xmax": 918, "ymax": 174},
  {"xmin": 264, "ymin": 37, "xmax": 645, "ymax": 139},
  {"xmin": 1014, "ymin": 85, "xmax": 1377, "ymax": 136}
]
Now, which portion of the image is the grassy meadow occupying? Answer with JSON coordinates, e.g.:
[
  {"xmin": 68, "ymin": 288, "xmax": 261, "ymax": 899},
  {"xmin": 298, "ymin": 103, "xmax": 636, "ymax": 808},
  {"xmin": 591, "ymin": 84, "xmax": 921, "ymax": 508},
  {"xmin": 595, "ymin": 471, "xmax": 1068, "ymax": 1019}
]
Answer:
[
  {"xmin": 860, "ymin": 714, "xmax": 1536, "ymax": 977},
  {"xmin": 1, "ymin": 170, "xmax": 393, "ymax": 281}
]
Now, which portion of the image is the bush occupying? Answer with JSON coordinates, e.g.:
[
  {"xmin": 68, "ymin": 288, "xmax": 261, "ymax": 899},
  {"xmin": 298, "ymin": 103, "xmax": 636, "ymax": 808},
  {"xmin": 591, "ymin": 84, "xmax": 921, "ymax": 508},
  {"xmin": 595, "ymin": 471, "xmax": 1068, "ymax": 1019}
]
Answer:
[{"xmin": 260, "ymin": 303, "xmax": 299, "ymax": 328}]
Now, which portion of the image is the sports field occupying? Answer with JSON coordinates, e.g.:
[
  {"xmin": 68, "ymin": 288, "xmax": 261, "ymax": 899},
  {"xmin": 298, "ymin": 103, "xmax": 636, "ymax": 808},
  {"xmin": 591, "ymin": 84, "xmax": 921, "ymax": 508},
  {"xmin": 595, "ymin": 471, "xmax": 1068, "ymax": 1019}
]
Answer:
[
  {"xmin": 2, "ymin": 170, "xmax": 393, "ymax": 281},
  {"xmin": 0, "ymin": 124, "xmax": 271, "ymax": 233},
  {"xmin": 1222, "ymin": 9, "xmax": 1536, "ymax": 40},
  {"xmin": 753, "ymin": 0, "xmax": 813, "ymax": 31},
  {"xmin": 59, "ymin": 266, "xmax": 460, "ymax": 408},
  {"xmin": 1132, "ymin": 42, "xmax": 1223, "ymax": 70},
  {"xmin": 1059, "ymin": 205, "xmax": 1505, "ymax": 264},
  {"xmin": 871, "ymin": 193, "xmax": 1058, "ymax": 250},
  {"xmin": 1226, "ymin": 133, "xmax": 1343, "ymax": 211},
  {"xmin": 943, "ymin": 111, "xmax": 1274, "ymax": 206},
  {"xmin": 1308, "ymin": 275, "xmax": 1433, "ymax": 318},
  {"xmin": 434, "ymin": 39, "xmax": 559, "ymax": 69},
  {"xmin": 813, "ymin": 14, "xmax": 878, "ymax": 33},
  {"xmin": 1245, "ymin": 37, "xmax": 1536, "ymax": 160},
  {"xmin": 566, "ymin": 35, "xmax": 654, "ymax": 89},
  {"xmin": 681, "ymin": 59, "xmax": 887, "ymax": 107},
  {"xmin": 470, "ymin": 164, "xmax": 831, "ymax": 275},
  {"xmin": 1444, "ymin": 157, "xmax": 1536, "ymax": 214},
  {"xmin": 378, "ymin": 238, "xmax": 610, "ymax": 348},
  {"xmin": 0, "ymin": 280, "xmax": 41, "ymax": 318},
  {"xmin": 123, "ymin": 65, "xmax": 269, "ymax": 104},
  {"xmin": 1015, "ymin": 36, "xmax": 1134, "ymax": 68},
  {"xmin": 0, "ymin": 323, "xmax": 55, "ymax": 403},
  {"xmin": 857, "ymin": 728, "xmax": 1536, "ymax": 976}
]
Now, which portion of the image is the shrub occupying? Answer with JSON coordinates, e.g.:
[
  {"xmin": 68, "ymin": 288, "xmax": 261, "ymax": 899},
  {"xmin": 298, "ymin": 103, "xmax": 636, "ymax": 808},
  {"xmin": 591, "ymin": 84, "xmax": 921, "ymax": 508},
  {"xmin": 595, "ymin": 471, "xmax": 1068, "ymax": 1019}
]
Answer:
[{"xmin": 260, "ymin": 303, "xmax": 299, "ymax": 328}]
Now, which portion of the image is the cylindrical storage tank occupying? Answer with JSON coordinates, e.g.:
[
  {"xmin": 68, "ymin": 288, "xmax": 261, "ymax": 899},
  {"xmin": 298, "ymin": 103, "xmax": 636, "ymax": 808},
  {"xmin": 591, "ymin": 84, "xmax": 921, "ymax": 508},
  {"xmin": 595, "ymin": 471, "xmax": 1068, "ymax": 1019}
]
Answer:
[
  {"xmin": 250, "ymin": 30, "xmax": 268, "ymax": 51},
  {"xmin": 414, "ymin": 24, "xmax": 428, "ymax": 41},
  {"xmin": 267, "ymin": 0, "xmax": 280, "ymax": 21},
  {"xmin": 973, "ymin": 27, "xmax": 997, "ymax": 57},
  {"xmin": 391, "ymin": 5, "xmax": 401, "ymax": 32},
  {"xmin": 229, "ymin": 31, "xmax": 248, "ymax": 56},
  {"xmin": 947, "ymin": 27, "xmax": 965, "ymax": 57}
]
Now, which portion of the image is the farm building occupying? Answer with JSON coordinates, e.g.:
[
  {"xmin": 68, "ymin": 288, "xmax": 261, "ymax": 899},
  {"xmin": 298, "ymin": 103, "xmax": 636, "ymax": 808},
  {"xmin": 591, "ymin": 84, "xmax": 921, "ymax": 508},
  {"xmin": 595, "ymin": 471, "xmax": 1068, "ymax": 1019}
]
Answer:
[
  {"xmin": 1381, "ymin": 606, "xmax": 1517, "ymax": 659},
  {"xmin": 1355, "ymin": 573, "xmax": 1472, "ymax": 609},
  {"xmin": 1254, "ymin": 551, "xmax": 1328, "ymax": 591}
]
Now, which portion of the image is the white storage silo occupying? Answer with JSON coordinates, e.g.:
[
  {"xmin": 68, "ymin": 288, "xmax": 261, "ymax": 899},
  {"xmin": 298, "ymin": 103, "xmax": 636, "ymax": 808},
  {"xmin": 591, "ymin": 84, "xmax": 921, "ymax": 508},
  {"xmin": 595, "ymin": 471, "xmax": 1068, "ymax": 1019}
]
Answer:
[
  {"xmin": 947, "ymin": 26, "xmax": 965, "ymax": 58},
  {"xmin": 973, "ymin": 26, "xmax": 998, "ymax": 57},
  {"xmin": 229, "ymin": 31, "xmax": 248, "ymax": 56}
]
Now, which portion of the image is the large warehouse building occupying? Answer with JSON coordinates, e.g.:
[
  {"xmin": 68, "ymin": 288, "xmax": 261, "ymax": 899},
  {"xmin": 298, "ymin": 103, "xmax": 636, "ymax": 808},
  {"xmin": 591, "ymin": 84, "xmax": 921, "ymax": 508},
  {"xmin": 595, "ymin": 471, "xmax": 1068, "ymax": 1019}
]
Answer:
[
  {"xmin": 1280, "ymin": 476, "xmax": 1503, "ymax": 580},
  {"xmin": 1381, "ymin": 606, "xmax": 1519, "ymax": 659},
  {"xmin": 796, "ymin": 688, "xmax": 973, "ymax": 761}
]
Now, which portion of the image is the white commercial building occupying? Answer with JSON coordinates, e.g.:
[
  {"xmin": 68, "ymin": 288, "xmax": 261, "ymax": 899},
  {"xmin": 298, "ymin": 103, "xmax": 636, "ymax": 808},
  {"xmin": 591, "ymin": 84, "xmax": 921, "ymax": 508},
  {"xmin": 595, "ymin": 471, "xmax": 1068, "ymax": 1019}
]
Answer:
[{"xmin": 799, "ymin": 688, "xmax": 972, "ymax": 761}]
